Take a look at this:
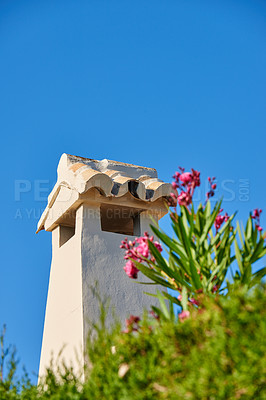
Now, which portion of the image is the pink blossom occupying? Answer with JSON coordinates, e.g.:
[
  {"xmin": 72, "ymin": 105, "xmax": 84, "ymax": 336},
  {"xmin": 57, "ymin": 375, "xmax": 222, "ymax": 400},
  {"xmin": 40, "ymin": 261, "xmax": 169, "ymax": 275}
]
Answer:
[
  {"xmin": 206, "ymin": 176, "xmax": 216, "ymax": 201},
  {"xmin": 215, "ymin": 210, "xmax": 229, "ymax": 231},
  {"xmin": 252, "ymin": 208, "xmax": 262, "ymax": 218},
  {"xmin": 121, "ymin": 232, "xmax": 163, "ymax": 279},
  {"xmin": 170, "ymin": 167, "xmax": 201, "ymax": 209},
  {"xmin": 150, "ymin": 310, "xmax": 160, "ymax": 320},
  {"xmin": 179, "ymin": 172, "xmax": 193, "ymax": 185},
  {"xmin": 154, "ymin": 241, "xmax": 163, "ymax": 252},
  {"xmin": 215, "ymin": 215, "xmax": 225, "ymax": 230},
  {"xmin": 191, "ymin": 169, "xmax": 201, "ymax": 188},
  {"xmin": 189, "ymin": 298, "xmax": 199, "ymax": 306},
  {"xmin": 172, "ymin": 181, "xmax": 178, "ymax": 190},
  {"xmin": 173, "ymin": 171, "xmax": 181, "ymax": 180},
  {"xmin": 123, "ymin": 260, "xmax": 139, "ymax": 279},
  {"xmin": 179, "ymin": 310, "xmax": 190, "ymax": 321},
  {"xmin": 135, "ymin": 240, "xmax": 150, "ymax": 258},
  {"xmin": 212, "ymin": 285, "xmax": 218, "ymax": 293},
  {"xmin": 177, "ymin": 191, "xmax": 192, "ymax": 207},
  {"xmin": 251, "ymin": 208, "xmax": 263, "ymax": 232},
  {"xmin": 123, "ymin": 315, "xmax": 140, "ymax": 333},
  {"xmin": 177, "ymin": 294, "xmax": 182, "ymax": 301}
]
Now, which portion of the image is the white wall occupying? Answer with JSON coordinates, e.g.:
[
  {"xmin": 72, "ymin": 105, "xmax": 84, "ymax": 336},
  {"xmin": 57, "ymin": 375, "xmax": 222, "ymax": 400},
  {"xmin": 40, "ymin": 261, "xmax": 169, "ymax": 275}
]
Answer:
[
  {"xmin": 38, "ymin": 207, "xmax": 84, "ymax": 378},
  {"xmin": 80, "ymin": 204, "xmax": 159, "ymax": 346},
  {"xmin": 39, "ymin": 203, "xmax": 160, "ymax": 378}
]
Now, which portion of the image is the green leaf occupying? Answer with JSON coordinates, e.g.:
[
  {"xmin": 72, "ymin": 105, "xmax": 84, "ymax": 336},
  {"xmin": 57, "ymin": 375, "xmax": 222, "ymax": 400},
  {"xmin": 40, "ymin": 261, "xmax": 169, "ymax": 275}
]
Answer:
[
  {"xmin": 236, "ymin": 221, "xmax": 244, "ymax": 248},
  {"xmin": 177, "ymin": 215, "xmax": 193, "ymax": 258},
  {"xmin": 133, "ymin": 261, "xmax": 172, "ymax": 289},
  {"xmin": 204, "ymin": 200, "xmax": 211, "ymax": 218},
  {"xmin": 183, "ymin": 206, "xmax": 194, "ymax": 238},
  {"xmin": 241, "ymin": 221, "xmax": 251, "ymax": 253},
  {"xmin": 181, "ymin": 286, "xmax": 188, "ymax": 311},
  {"xmin": 189, "ymin": 260, "xmax": 202, "ymax": 290},
  {"xmin": 245, "ymin": 216, "xmax": 252, "ymax": 241},
  {"xmin": 242, "ymin": 262, "xmax": 252, "ymax": 285},
  {"xmin": 170, "ymin": 252, "xmax": 190, "ymax": 276},
  {"xmin": 151, "ymin": 306, "xmax": 167, "ymax": 321},
  {"xmin": 147, "ymin": 242, "xmax": 190, "ymax": 288},
  {"xmin": 199, "ymin": 199, "xmax": 223, "ymax": 248},
  {"xmin": 148, "ymin": 240, "xmax": 168, "ymax": 270},
  {"xmin": 180, "ymin": 207, "xmax": 190, "ymax": 236},
  {"xmin": 207, "ymin": 257, "xmax": 228, "ymax": 291},
  {"xmin": 156, "ymin": 290, "xmax": 170, "ymax": 319},
  {"xmin": 250, "ymin": 267, "xmax": 266, "ymax": 286},
  {"xmin": 234, "ymin": 239, "xmax": 244, "ymax": 275},
  {"xmin": 249, "ymin": 239, "xmax": 266, "ymax": 264},
  {"xmin": 161, "ymin": 290, "xmax": 181, "ymax": 306},
  {"xmin": 151, "ymin": 225, "xmax": 188, "ymax": 260}
]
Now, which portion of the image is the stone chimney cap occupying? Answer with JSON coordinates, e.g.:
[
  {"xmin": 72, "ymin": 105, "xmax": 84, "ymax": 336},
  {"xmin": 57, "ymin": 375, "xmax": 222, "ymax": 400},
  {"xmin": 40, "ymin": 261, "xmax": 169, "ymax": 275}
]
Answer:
[{"xmin": 36, "ymin": 153, "xmax": 172, "ymax": 233}]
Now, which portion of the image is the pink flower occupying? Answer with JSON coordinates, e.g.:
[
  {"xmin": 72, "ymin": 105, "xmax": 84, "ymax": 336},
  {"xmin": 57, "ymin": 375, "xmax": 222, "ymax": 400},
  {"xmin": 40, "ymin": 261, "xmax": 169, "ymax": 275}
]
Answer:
[
  {"xmin": 212, "ymin": 285, "xmax": 218, "ymax": 293},
  {"xmin": 173, "ymin": 171, "xmax": 181, "ymax": 180},
  {"xmin": 154, "ymin": 241, "xmax": 163, "ymax": 252},
  {"xmin": 215, "ymin": 210, "xmax": 229, "ymax": 231},
  {"xmin": 170, "ymin": 167, "xmax": 201, "ymax": 209},
  {"xmin": 251, "ymin": 208, "xmax": 263, "ymax": 232},
  {"xmin": 172, "ymin": 181, "xmax": 178, "ymax": 190},
  {"xmin": 206, "ymin": 176, "xmax": 216, "ymax": 201},
  {"xmin": 123, "ymin": 260, "xmax": 139, "ymax": 279},
  {"xmin": 135, "ymin": 241, "xmax": 150, "ymax": 258},
  {"xmin": 179, "ymin": 172, "xmax": 193, "ymax": 185},
  {"xmin": 252, "ymin": 209, "xmax": 262, "ymax": 219},
  {"xmin": 121, "ymin": 232, "xmax": 163, "ymax": 279},
  {"xmin": 150, "ymin": 310, "xmax": 160, "ymax": 320},
  {"xmin": 215, "ymin": 215, "xmax": 225, "ymax": 230},
  {"xmin": 179, "ymin": 310, "xmax": 190, "ymax": 321},
  {"xmin": 191, "ymin": 169, "xmax": 200, "ymax": 188},
  {"xmin": 189, "ymin": 298, "xmax": 199, "ymax": 306},
  {"xmin": 177, "ymin": 191, "xmax": 192, "ymax": 207},
  {"xmin": 123, "ymin": 315, "xmax": 140, "ymax": 333},
  {"xmin": 177, "ymin": 294, "xmax": 182, "ymax": 301}
]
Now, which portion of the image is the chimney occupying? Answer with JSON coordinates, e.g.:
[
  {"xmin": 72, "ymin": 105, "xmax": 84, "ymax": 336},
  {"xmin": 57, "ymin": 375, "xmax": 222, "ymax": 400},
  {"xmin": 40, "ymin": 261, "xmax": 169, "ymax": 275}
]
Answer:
[{"xmin": 37, "ymin": 153, "xmax": 171, "ymax": 376}]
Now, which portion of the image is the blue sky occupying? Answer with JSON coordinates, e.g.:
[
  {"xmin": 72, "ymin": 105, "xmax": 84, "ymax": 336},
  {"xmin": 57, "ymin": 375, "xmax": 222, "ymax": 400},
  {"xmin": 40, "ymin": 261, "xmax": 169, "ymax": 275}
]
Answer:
[{"xmin": 0, "ymin": 0, "xmax": 265, "ymax": 382}]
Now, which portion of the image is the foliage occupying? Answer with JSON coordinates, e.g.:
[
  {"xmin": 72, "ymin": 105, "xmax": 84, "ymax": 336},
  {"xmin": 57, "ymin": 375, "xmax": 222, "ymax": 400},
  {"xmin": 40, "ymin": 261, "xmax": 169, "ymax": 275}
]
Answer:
[
  {"xmin": 83, "ymin": 286, "xmax": 266, "ymax": 400},
  {"xmin": 121, "ymin": 168, "xmax": 266, "ymax": 319},
  {"xmin": 1, "ymin": 168, "xmax": 265, "ymax": 399},
  {"xmin": 1, "ymin": 286, "xmax": 266, "ymax": 399}
]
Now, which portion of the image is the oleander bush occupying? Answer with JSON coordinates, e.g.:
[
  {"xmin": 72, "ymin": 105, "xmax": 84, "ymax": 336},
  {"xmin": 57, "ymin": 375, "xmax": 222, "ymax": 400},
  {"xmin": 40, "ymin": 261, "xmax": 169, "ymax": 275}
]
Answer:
[{"xmin": 121, "ymin": 167, "xmax": 266, "ymax": 321}]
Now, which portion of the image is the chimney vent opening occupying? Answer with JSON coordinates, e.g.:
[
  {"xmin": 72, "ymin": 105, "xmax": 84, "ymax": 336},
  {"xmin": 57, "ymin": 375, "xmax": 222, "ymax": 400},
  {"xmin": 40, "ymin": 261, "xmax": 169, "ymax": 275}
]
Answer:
[
  {"xmin": 100, "ymin": 205, "xmax": 140, "ymax": 236},
  {"xmin": 59, "ymin": 225, "xmax": 75, "ymax": 247}
]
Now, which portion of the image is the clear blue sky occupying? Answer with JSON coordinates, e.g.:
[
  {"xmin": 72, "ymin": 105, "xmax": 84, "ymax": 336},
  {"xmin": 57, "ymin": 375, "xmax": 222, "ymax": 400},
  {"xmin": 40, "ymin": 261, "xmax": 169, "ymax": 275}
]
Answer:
[{"xmin": 0, "ymin": 0, "xmax": 265, "ymax": 382}]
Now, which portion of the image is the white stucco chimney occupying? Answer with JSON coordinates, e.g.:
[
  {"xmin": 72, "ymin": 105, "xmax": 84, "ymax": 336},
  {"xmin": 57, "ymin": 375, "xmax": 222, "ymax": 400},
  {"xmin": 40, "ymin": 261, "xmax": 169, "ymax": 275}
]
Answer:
[{"xmin": 37, "ymin": 153, "xmax": 171, "ymax": 377}]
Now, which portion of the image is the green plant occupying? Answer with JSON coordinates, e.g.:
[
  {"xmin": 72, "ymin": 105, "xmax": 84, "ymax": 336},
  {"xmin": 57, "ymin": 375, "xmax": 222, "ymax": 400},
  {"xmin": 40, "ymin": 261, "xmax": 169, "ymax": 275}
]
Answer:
[
  {"xmin": 1, "ymin": 287, "xmax": 265, "ymax": 399},
  {"xmin": 83, "ymin": 285, "xmax": 266, "ymax": 400},
  {"xmin": 121, "ymin": 168, "xmax": 266, "ymax": 319}
]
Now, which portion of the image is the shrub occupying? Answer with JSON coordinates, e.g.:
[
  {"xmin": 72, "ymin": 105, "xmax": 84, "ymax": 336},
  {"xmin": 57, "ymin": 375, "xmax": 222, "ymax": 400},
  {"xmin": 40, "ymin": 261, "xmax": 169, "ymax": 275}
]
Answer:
[
  {"xmin": 1, "ymin": 287, "xmax": 265, "ymax": 399},
  {"xmin": 121, "ymin": 167, "xmax": 266, "ymax": 320},
  {"xmin": 82, "ymin": 286, "xmax": 266, "ymax": 400}
]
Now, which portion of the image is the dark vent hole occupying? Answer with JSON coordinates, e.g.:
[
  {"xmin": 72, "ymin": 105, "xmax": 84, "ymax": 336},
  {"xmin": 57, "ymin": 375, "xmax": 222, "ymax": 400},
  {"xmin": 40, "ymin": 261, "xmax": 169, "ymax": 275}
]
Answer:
[{"xmin": 100, "ymin": 205, "xmax": 140, "ymax": 236}]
